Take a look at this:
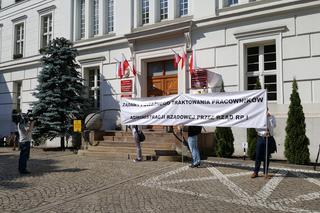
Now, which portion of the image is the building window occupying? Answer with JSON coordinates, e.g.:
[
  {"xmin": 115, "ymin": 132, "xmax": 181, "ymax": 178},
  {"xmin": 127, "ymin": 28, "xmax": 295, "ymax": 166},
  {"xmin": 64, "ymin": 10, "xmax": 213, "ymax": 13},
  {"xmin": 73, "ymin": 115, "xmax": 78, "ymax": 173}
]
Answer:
[
  {"xmin": 93, "ymin": 0, "xmax": 99, "ymax": 35},
  {"xmin": 148, "ymin": 60, "xmax": 176, "ymax": 77},
  {"xmin": 13, "ymin": 81, "xmax": 22, "ymax": 111},
  {"xmin": 85, "ymin": 68, "xmax": 100, "ymax": 109},
  {"xmin": 160, "ymin": 0, "xmax": 168, "ymax": 20},
  {"xmin": 142, "ymin": 0, "xmax": 149, "ymax": 25},
  {"xmin": 247, "ymin": 44, "xmax": 277, "ymax": 101},
  {"xmin": 228, "ymin": 0, "xmax": 238, "ymax": 6},
  {"xmin": 106, "ymin": 0, "xmax": 114, "ymax": 33},
  {"xmin": 41, "ymin": 14, "xmax": 53, "ymax": 48},
  {"xmin": 14, "ymin": 23, "xmax": 24, "ymax": 59},
  {"xmin": 179, "ymin": 0, "xmax": 188, "ymax": 16},
  {"xmin": 80, "ymin": 0, "xmax": 85, "ymax": 38}
]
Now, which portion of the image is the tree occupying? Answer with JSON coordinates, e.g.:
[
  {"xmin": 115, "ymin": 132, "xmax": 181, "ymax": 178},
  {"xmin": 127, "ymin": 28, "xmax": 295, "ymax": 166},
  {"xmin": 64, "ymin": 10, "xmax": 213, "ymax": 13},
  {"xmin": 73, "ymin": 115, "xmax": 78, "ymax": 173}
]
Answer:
[
  {"xmin": 215, "ymin": 82, "xmax": 234, "ymax": 158},
  {"xmin": 33, "ymin": 37, "xmax": 89, "ymax": 150},
  {"xmin": 247, "ymin": 79, "xmax": 261, "ymax": 160},
  {"xmin": 284, "ymin": 78, "xmax": 310, "ymax": 164}
]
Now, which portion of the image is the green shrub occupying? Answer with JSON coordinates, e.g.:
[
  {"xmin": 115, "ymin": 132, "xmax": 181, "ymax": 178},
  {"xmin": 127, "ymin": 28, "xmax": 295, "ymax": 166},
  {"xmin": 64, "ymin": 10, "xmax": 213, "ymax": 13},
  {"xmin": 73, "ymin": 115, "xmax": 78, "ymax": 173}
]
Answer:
[{"xmin": 284, "ymin": 78, "xmax": 310, "ymax": 164}]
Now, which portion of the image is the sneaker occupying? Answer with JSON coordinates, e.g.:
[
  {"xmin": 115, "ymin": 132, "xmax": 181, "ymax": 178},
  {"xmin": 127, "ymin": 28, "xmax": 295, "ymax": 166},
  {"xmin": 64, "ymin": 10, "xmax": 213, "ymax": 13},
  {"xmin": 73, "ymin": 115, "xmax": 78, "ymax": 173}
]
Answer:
[
  {"xmin": 251, "ymin": 172, "xmax": 258, "ymax": 178},
  {"xmin": 189, "ymin": 163, "xmax": 200, "ymax": 168},
  {"xmin": 133, "ymin": 158, "xmax": 142, "ymax": 162}
]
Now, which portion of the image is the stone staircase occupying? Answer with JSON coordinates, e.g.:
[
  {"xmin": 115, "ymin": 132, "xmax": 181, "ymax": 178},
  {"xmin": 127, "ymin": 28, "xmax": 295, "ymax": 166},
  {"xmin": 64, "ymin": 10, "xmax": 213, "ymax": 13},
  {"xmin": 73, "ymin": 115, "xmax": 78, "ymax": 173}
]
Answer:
[{"xmin": 78, "ymin": 128, "xmax": 189, "ymax": 161}]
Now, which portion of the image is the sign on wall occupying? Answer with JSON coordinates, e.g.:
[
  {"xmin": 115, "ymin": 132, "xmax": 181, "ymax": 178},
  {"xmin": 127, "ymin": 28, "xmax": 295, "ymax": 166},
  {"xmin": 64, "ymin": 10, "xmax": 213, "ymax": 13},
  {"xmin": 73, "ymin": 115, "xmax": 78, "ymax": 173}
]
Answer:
[
  {"xmin": 73, "ymin": 120, "xmax": 82, "ymax": 132},
  {"xmin": 120, "ymin": 79, "xmax": 132, "ymax": 98},
  {"xmin": 120, "ymin": 90, "xmax": 267, "ymax": 128},
  {"xmin": 121, "ymin": 79, "xmax": 132, "ymax": 93}
]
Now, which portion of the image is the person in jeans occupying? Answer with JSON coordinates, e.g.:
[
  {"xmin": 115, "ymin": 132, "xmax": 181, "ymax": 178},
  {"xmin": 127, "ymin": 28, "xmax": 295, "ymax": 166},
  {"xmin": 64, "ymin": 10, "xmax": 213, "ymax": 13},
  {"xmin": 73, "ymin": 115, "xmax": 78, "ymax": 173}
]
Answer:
[
  {"xmin": 131, "ymin": 125, "xmax": 142, "ymax": 162},
  {"xmin": 187, "ymin": 126, "xmax": 202, "ymax": 168},
  {"xmin": 251, "ymin": 109, "xmax": 276, "ymax": 179},
  {"xmin": 17, "ymin": 114, "xmax": 35, "ymax": 174}
]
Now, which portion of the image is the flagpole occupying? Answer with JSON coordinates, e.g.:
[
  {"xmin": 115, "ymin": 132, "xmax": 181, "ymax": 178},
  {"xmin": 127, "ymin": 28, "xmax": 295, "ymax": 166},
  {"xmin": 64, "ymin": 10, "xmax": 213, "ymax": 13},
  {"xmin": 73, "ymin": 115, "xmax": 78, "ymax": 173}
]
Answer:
[{"xmin": 265, "ymin": 91, "xmax": 268, "ymax": 177}]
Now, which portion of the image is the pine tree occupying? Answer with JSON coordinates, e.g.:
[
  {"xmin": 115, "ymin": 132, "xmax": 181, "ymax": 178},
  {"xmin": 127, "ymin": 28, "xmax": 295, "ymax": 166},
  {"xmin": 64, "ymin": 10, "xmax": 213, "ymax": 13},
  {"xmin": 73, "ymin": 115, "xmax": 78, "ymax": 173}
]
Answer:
[
  {"xmin": 284, "ymin": 78, "xmax": 310, "ymax": 164},
  {"xmin": 215, "ymin": 82, "xmax": 234, "ymax": 158},
  {"xmin": 32, "ymin": 37, "xmax": 89, "ymax": 150},
  {"xmin": 247, "ymin": 79, "xmax": 261, "ymax": 160}
]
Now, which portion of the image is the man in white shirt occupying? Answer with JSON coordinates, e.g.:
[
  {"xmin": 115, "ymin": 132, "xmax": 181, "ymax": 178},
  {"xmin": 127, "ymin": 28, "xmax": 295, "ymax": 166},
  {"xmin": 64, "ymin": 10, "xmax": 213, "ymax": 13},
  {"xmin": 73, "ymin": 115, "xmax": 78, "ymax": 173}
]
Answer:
[
  {"xmin": 251, "ymin": 109, "xmax": 276, "ymax": 179},
  {"xmin": 18, "ymin": 113, "xmax": 35, "ymax": 174}
]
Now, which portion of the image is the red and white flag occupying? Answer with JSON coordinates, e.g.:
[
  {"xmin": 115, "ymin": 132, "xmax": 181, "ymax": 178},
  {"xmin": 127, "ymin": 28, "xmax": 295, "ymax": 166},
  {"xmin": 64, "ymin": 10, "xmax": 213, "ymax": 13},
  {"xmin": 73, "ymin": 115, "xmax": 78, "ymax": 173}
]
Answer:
[
  {"xmin": 189, "ymin": 49, "xmax": 197, "ymax": 75},
  {"xmin": 181, "ymin": 51, "xmax": 187, "ymax": 69},
  {"xmin": 171, "ymin": 49, "xmax": 181, "ymax": 69},
  {"xmin": 132, "ymin": 64, "xmax": 137, "ymax": 76},
  {"xmin": 116, "ymin": 60, "xmax": 123, "ymax": 79},
  {"xmin": 122, "ymin": 54, "xmax": 129, "ymax": 76}
]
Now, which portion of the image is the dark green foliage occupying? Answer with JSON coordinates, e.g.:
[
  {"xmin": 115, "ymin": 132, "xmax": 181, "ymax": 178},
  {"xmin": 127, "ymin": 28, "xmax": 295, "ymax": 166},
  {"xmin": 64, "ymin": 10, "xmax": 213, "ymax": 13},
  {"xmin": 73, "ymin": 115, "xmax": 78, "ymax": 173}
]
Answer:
[
  {"xmin": 284, "ymin": 79, "xmax": 310, "ymax": 164},
  {"xmin": 215, "ymin": 82, "xmax": 234, "ymax": 158},
  {"xmin": 247, "ymin": 79, "xmax": 261, "ymax": 160},
  {"xmin": 32, "ymin": 37, "xmax": 89, "ymax": 148}
]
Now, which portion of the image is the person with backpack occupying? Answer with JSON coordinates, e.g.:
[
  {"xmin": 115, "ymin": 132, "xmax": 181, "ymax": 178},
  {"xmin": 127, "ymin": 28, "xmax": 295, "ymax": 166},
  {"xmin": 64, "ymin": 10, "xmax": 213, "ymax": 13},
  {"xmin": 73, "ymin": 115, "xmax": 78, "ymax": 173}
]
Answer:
[
  {"xmin": 131, "ymin": 125, "xmax": 144, "ymax": 162},
  {"xmin": 187, "ymin": 125, "xmax": 202, "ymax": 168}
]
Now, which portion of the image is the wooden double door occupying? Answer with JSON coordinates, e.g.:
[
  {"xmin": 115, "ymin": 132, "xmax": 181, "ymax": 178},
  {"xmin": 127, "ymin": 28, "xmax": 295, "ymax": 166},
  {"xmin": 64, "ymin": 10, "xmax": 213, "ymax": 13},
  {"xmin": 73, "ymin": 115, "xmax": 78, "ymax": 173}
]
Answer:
[{"xmin": 147, "ymin": 75, "xmax": 178, "ymax": 97}]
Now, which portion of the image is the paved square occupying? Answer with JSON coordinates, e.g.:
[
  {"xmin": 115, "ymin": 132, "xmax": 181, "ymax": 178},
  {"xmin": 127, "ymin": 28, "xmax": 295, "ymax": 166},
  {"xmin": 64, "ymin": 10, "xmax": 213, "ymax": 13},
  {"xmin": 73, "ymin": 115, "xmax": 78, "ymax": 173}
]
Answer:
[{"xmin": 0, "ymin": 149, "xmax": 320, "ymax": 212}]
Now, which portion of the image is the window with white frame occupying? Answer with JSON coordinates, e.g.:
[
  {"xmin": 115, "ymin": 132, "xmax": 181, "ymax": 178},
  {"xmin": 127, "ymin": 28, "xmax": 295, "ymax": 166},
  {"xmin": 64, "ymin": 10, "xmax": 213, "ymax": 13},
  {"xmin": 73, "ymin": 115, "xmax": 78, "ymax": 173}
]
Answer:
[
  {"xmin": 247, "ymin": 43, "xmax": 277, "ymax": 101},
  {"xmin": 228, "ymin": 0, "xmax": 238, "ymax": 6},
  {"xmin": 93, "ymin": 0, "xmax": 99, "ymax": 35},
  {"xmin": 13, "ymin": 81, "xmax": 22, "ymax": 111},
  {"xmin": 106, "ymin": 0, "xmax": 114, "ymax": 33},
  {"xmin": 80, "ymin": 0, "xmax": 85, "ymax": 38},
  {"xmin": 14, "ymin": 23, "xmax": 24, "ymax": 59},
  {"xmin": 160, "ymin": 0, "xmax": 168, "ymax": 20},
  {"xmin": 85, "ymin": 68, "xmax": 100, "ymax": 109},
  {"xmin": 41, "ymin": 14, "xmax": 53, "ymax": 48},
  {"xmin": 179, "ymin": 0, "xmax": 188, "ymax": 16},
  {"xmin": 142, "ymin": 0, "xmax": 149, "ymax": 25}
]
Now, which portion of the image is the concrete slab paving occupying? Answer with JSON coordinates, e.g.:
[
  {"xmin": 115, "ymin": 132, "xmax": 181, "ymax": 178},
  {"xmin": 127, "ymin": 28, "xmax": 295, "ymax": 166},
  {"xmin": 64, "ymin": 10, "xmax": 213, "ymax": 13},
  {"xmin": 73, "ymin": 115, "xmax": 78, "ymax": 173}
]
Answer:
[{"xmin": 0, "ymin": 148, "xmax": 320, "ymax": 213}]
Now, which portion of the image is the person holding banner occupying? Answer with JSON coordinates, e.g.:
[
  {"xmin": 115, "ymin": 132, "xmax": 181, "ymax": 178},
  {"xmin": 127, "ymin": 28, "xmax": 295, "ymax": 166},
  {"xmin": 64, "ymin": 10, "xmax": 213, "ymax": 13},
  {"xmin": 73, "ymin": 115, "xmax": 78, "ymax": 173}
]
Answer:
[
  {"xmin": 188, "ymin": 126, "xmax": 202, "ymax": 168},
  {"xmin": 251, "ymin": 109, "xmax": 276, "ymax": 179}
]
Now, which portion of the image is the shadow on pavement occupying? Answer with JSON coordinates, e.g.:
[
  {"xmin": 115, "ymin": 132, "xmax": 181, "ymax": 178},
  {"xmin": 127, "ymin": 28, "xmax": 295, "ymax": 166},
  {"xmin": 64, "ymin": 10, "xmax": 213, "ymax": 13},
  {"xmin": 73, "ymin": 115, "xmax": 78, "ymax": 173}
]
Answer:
[{"xmin": 0, "ymin": 153, "xmax": 87, "ymax": 189}]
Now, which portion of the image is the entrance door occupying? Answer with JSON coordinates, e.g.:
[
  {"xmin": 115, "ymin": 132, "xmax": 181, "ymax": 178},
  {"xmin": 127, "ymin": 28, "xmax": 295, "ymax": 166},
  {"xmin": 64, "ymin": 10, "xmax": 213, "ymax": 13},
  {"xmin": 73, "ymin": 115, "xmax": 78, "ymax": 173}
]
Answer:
[
  {"xmin": 146, "ymin": 59, "xmax": 177, "ymax": 131},
  {"xmin": 147, "ymin": 60, "xmax": 178, "ymax": 97}
]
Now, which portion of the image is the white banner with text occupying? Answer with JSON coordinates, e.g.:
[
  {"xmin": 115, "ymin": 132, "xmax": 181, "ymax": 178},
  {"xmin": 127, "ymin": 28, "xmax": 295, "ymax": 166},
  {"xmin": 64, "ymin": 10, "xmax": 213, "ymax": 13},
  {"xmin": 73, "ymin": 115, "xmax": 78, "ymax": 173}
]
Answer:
[{"xmin": 120, "ymin": 90, "xmax": 267, "ymax": 128}]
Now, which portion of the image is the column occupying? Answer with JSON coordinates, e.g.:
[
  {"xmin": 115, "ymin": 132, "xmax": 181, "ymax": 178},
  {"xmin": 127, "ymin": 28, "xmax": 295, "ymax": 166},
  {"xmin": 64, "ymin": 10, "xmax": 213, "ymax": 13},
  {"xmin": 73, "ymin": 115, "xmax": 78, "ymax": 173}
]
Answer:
[
  {"xmin": 85, "ymin": 0, "xmax": 91, "ymax": 38},
  {"xmin": 168, "ymin": 0, "xmax": 176, "ymax": 20},
  {"xmin": 133, "ymin": 0, "xmax": 140, "ymax": 28},
  {"xmin": 149, "ymin": 0, "xmax": 156, "ymax": 24},
  {"xmin": 99, "ymin": 0, "xmax": 105, "ymax": 35},
  {"xmin": 218, "ymin": 0, "xmax": 225, "ymax": 9}
]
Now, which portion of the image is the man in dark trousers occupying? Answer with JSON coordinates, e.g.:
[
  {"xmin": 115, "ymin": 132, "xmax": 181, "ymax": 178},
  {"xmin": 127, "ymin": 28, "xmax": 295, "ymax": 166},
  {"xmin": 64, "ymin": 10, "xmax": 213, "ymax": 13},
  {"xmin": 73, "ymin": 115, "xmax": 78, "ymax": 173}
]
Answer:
[
  {"xmin": 251, "ymin": 109, "xmax": 276, "ymax": 179},
  {"xmin": 17, "ymin": 113, "xmax": 35, "ymax": 174},
  {"xmin": 188, "ymin": 125, "xmax": 202, "ymax": 168}
]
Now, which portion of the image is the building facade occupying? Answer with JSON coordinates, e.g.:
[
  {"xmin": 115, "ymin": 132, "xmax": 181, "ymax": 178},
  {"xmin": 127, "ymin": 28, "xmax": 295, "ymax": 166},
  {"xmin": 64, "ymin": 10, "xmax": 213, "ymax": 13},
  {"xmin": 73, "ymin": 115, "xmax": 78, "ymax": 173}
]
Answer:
[{"xmin": 0, "ymin": 0, "xmax": 320, "ymax": 161}]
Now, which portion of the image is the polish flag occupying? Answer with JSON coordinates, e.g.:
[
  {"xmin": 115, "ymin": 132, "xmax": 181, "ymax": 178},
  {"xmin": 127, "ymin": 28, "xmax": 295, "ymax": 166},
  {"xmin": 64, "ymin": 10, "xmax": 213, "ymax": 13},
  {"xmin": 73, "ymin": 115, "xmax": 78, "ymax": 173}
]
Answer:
[
  {"xmin": 132, "ymin": 64, "xmax": 137, "ymax": 76},
  {"xmin": 181, "ymin": 51, "xmax": 187, "ymax": 69},
  {"xmin": 122, "ymin": 55, "xmax": 129, "ymax": 73},
  {"xmin": 116, "ymin": 60, "xmax": 123, "ymax": 79},
  {"xmin": 189, "ymin": 49, "xmax": 197, "ymax": 75},
  {"xmin": 172, "ymin": 49, "xmax": 181, "ymax": 69}
]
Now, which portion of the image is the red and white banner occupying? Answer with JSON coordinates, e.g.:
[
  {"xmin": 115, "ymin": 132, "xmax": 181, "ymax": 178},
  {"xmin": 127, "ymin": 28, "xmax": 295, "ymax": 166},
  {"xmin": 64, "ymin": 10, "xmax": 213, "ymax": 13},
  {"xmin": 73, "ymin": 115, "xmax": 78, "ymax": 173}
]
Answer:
[{"xmin": 120, "ymin": 90, "xmax": 267, "ymax": 128}]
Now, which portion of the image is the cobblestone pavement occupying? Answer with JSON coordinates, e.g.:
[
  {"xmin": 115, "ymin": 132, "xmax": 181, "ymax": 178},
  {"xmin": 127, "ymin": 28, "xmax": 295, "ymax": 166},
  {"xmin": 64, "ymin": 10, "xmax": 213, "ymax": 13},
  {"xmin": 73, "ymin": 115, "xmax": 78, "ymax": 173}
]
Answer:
[{"xmin": 1, "ymin": 148, "xmax": 320, "ymax": 213}]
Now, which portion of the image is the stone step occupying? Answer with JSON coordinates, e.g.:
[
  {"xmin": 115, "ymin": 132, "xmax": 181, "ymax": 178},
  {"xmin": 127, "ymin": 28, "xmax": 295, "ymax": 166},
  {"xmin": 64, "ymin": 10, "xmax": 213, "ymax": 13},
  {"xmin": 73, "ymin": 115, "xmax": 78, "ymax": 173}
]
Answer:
[
  {"xmin": 103, "ymin": 133, "xmax": 177, "ymax": 142},
  {"xmin": 78, "ymin": 150, "xmax": 155, "ymax": 160},
  {"xmin": 78, "ymin": 150, "xmax": 182, "ymax": 162},
  {"xmin": 95, "ymin": 141, "xmax": 175, "ymax": 149},
  {"xmin": 87, "ymin": 145, "xmax": 176, "ymax": 154}
]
